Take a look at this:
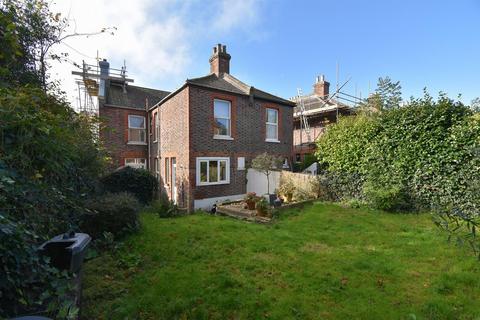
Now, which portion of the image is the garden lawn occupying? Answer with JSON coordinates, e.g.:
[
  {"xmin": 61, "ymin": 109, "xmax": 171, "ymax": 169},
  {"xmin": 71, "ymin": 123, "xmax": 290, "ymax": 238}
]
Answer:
[{"xmin": 82, "ymin": 202, "xmax": 480, "ymax": 320}]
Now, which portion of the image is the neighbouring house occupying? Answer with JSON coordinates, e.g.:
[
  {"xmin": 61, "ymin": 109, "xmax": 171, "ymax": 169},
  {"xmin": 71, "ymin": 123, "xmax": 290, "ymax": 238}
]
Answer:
[
  {"xmin": 291, "ymin": 75, "xmax": 351, "ymax": 163},
  {"xmin": 97, "ymin": 59, "xmax": 169, "ymax": 169},
  {"xmin": 98, "ymin": 44, "xmax": 295, "ymax": 212}
]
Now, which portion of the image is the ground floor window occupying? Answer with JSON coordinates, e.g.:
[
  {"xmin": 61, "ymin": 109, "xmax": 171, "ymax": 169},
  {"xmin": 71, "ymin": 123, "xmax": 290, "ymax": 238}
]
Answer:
[
  {"xmin": 125, "ymin": 158, "xmax": 146, "ymax": 169},
  {"xmin": 196, "ymin": 157, "xmax": 230, "ymax": 186}
]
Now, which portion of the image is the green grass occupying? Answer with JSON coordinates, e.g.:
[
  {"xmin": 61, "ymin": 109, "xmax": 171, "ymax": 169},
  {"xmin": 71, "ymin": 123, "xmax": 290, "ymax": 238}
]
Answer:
[{"xmin": 82, "ymin": 202, "xmax": 480, "ymax": 320}]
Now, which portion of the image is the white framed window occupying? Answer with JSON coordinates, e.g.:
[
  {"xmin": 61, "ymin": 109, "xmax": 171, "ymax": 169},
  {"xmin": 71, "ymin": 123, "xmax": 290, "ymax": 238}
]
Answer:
[
  {"xmin": 214, "ymin": 99, "xmax": 231, "ymax": 138},
  {"xmin": 128, "ymin": 115, "xmax": 146, "ymax": 143},
  {"xmin": 266, "ymin": 108, "xmax": 279, "ymax": 142},
  {"xmin": 237, "ymin": 157, "xmax": 245, "ymax": 170},
  {"xmin": 125, "ymin": 158, "xmax": 146, "ymax": 169},
  {"xmin": 196, "ymin": 157, "xmax": 230, "ymax": 186}
]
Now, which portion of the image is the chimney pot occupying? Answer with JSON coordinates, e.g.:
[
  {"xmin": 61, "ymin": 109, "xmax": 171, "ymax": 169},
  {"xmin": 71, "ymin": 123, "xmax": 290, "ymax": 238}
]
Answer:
[
  {"xmin": 209, "ymin": 43, "xmax": 231, "ymax": 75},
  {"xmin": 313, "ymin": 74, "xmax": 329, "ymax": 97}
]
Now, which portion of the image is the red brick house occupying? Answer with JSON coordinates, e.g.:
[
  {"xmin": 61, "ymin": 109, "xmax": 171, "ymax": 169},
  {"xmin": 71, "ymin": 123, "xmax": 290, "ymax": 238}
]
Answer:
[
  {"xmin": 99, "ymin": 44, "xmax": 295, "ymax": 212},
  {"xmin": 292, "ymin": 75, "xmax": 351, "ymax": 163}
]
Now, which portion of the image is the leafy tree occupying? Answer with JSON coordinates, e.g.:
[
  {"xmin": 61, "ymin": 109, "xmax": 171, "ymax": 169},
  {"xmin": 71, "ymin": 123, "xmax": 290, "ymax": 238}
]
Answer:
[
  {"xmin": 375, "ymin": 76, "xmax": 402, "ymax": 110},
  {"xmin": 251, "ymin": 153, "xmax": 283, "ymax": 195},
  {"xmin": 0, "ymin": 0, "xmax": 115, "ymax": 90},
  {"xmin": 471, "ymin": 97, "xmax": 480, "ymax": 113}
]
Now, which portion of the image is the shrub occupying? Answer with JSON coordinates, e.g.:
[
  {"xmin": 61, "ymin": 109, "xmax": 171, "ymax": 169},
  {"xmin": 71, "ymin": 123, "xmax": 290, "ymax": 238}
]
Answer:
[
  {"xmin": 278, "ymin": 179, "xmax": 295, "ymax": 201},
  {"xmin": 0, "ymin": 214, "xmax": 76, "ymax": 319},
  {"xmin": 82, "ymin": 192, "xmax": 140, "ymax": 239},
  {"xmin": 148, "ymin": 198, "xmax": 182, "ymax": 218},
  {"xmin": 363, "ymin": 182, "xmax": 413, "ymax": 212},
  {"xmin": 312, "ymin": 171, "xmax": 365, "ymax": 202},
  {"xmin": 293, "ymin": 187, "xmax": 312, "ymax": 202},
  {"xmin": 255, "ymin": 197, "xmax": 269, "ymax": 216},
  {"xmin": 100, "ymin": 166, "xmax": 158, "ymax": 204}
]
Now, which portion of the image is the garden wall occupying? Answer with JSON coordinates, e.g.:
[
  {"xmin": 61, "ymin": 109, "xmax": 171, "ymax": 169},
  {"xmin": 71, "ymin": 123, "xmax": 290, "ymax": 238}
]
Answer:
[
  {"xmin": 247, "ymin": 170, "xmax": 317, "ymax": 195},
  {"xmin": 246, "ymin": 169, "xmax": 281, "ymax": 195}
]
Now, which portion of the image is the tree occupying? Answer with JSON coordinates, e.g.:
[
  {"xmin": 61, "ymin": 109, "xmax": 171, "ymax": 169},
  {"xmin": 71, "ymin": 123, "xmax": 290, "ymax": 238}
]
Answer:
[
  {"xmin": 0, "ymin": 0, "xmax": 115, "ymax": 90},
  {"xmin": 375, "ymin": 76, "xmax": 402, "ymax": 110},
  {"xmin": 251, "ymin": 153, "xmax": 283, "ymax": 195},
  {"xmin": 471, "ymin": 97, "xmax": 480, "ymax": 113}
]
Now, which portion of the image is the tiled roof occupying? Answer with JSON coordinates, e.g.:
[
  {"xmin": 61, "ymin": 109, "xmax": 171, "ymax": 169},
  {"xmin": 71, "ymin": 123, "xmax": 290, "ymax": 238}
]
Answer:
[
  {"xmin": 107, "ymin": 82, "xmax": 170, "ymax": 110},
  {"xmin": 186, "ymin": 73, "xmax": 295, "ymax": 106}
]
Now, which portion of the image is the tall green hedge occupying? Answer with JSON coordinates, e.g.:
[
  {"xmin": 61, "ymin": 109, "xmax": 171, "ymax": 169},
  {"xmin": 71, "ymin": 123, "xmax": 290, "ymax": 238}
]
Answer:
[{"xmin": 316, "ymin": 93, "xmax": 480, "ymax": 252}]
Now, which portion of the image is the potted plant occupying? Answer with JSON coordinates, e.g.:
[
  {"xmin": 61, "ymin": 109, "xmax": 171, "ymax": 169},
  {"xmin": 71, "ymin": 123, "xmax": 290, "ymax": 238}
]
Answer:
[
  {"xmin": 244, "ymin": 192, "xmax": 257, "ymax": 210},
  {"xmin": 255, "ymin": 197, "xmax": 269, "ymax": 216},
  {"xmin": 278, "ymin": 179, "xmax": 295, "ymax": 202}
]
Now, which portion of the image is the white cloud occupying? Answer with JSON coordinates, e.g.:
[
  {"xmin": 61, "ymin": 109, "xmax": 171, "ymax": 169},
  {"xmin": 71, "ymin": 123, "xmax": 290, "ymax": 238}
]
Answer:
[{"xmin": 48, "ymin": 0, "xmax": 265, "ymax": 108}]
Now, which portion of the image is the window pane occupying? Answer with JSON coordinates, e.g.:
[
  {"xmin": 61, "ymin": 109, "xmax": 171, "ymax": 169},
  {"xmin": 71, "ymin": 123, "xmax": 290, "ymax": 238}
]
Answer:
[
  {"xmin": 214, "ymin": 100, "xmax": 230, "ymax": 118},
  {"xmin": 219, "ymin": 160, "xmax": 226, "ymax": 181},
  {"xmin": 200, "ymin": 161, "xmax": 208, "ymax": 182},
  {"xmin": 129, "ymin": 116, "xmax": 145, "ymax": 128},
  {"xmin": 125, "ymin": 159, "xmax": 134, "ymax": 164},
  {"xmin": 267, "ymin": 109, "xmax": 278, "ymax": 123},
  {"xmin": 214, "ymin": 118, "xmax": 230, "ymax": 136},
  {"xmin": 266, "ymin": 124, "xmax": 277, "ymax": 140},
  {"xmin": 129, "ymin": 128, "xmax": 146, "ymax": 142},
  {"xmin": 209, "ymin": 161, "xmax": 218, "ymax": 182}
]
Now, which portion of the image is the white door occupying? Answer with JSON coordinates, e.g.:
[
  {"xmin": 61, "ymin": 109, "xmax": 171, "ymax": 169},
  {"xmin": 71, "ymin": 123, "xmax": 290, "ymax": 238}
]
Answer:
[{"xmin": 171, "ymin": 158, "xmax": 177, "ymax": 204}]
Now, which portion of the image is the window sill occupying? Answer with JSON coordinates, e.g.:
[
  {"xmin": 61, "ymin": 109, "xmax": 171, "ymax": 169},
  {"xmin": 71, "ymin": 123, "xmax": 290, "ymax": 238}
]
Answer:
[
  {"xmin": 265, "ymin": 139, "xmax": 280, "ymax": 143},
  {"xmin": 213, "ymin": 135, "xmax": 234, "ymax": 141},
  {"xmin": 197, "ymin": 181, "xmax": 230, "ymax": 186},
  {"xmin": 127, "ymin": 141, "xmax": 148, "ymax": 145}
]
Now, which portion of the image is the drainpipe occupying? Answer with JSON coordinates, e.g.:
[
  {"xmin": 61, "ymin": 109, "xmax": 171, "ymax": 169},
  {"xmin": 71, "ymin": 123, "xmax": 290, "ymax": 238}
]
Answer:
[{"xmin": 146, "ymin": 98, "xmax": 150, "ymax": 170}]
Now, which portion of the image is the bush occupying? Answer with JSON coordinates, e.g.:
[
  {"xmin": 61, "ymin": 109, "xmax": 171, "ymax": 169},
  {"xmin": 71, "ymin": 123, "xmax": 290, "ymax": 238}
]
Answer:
[
  {"xmin": 312, "ymin": 171, "xmax": 365, "ymax": 202},
  {"xmin": 82, "ymin": 192, "xmax": 140, "ymax": 239},
  {"xmin": 278, "ymin": 179, "xmax": 295, "ymax": 201},
  {"xmin": 0, "ymin": 214, "xmax": 76, "ymax": 319},
  {"xmin": 100, "ymin": 166, "xmax": 158, "ymax": 204},
  {"xmin": 148, "ymin": 198, "xmax": 182, "ymax": 218},
  {"xmin": 363, "ymin": 182, "xmax": 413, "ymax": 212}
]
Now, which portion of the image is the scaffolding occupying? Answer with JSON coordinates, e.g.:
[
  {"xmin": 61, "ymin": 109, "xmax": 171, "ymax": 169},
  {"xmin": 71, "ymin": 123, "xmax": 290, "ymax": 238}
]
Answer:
[
  {"xmin": 72, "ymin": 59, "xmax": 133, "ymax": 115},
  {"xmin": 294, "ymin": 71, "xmax": 366, "ymax": 149}
]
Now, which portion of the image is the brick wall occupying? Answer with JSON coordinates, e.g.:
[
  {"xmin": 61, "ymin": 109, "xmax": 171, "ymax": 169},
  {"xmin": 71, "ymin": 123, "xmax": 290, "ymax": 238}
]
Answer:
[
  {"xmin": 188, "ymin": 85, "xmax": 293, "ymax": 206},
  {"xmin": 99, "ymin": 105, "xmax": 148, "ymax": 168},
  {"xmin": 157, "ymin": 87, "xmax": 191, "ymax": 209}
]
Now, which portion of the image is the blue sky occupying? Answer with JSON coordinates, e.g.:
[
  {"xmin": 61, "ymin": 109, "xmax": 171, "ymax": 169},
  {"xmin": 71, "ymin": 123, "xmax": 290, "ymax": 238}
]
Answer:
[{"xmin": 52, "ymin": 0, "xmax": 480, "ymax": 106}]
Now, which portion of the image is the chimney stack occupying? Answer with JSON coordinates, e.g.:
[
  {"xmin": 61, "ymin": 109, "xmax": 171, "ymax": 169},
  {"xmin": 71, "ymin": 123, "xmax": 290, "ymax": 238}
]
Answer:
[
  {"xmin": 98, "ymin": 59, "xmax": 110, "ymax": 99},
  {"xmin": 209, "ymin": 43, "xmax": 231, "ymax": 75},
  {"xmin": 313, "ymin": 74, "xmax": 330, "ymax": 98}
]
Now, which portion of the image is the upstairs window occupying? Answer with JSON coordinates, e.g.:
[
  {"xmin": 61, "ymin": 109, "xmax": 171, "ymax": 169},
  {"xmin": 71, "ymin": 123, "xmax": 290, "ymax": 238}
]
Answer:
[
  {"xmin": 128, "ymin": 115, "xmax": 146, "ymax": 143},
  {"xmin": 214, "ymin": 99, "xmax": 231, "ymax": 137},
  {"xmin": 266, "ymin": 108, "xmax": 279, "ymax": 141}
]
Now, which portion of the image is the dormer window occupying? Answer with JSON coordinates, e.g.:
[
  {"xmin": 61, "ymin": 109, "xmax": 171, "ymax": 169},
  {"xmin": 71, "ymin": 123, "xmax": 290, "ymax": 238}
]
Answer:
[{"xmin": 214, "ymin": 99, "xmax": 231, "ymax": 139}]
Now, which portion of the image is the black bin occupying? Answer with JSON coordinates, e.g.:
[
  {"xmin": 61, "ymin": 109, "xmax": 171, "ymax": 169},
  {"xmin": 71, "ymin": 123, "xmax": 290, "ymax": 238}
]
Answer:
[{"xmin": 38, "ymin": 232, "xmax": 91, "ymax": 273}]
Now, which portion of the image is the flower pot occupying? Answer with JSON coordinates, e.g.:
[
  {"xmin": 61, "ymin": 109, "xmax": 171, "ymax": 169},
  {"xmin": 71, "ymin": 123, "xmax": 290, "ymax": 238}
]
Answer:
[{"xmin": 246, "ymin": 200, "xmax": 256, "ymax": 210}]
